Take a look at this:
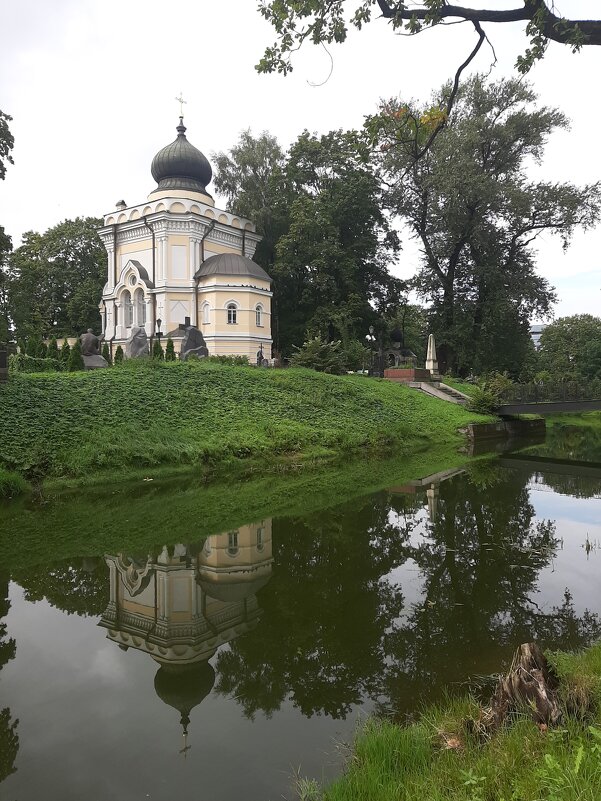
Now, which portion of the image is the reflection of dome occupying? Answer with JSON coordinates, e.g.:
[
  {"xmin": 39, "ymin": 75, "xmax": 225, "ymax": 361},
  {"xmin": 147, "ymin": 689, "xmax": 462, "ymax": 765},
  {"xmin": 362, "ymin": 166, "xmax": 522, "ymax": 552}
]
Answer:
[
  {"xmin": 154, "ymin": 661, "xmax": 215, "ymax": 733},
  {"xmin": 151, "ymin": 117, "xmax": 212, "ymax": 195},
  {"xmin": 198, "ymin": 573, "xmax": 271, "ymax": 603},
  {"xmin": 195, "ymin": 252, "xmax": 272, "ymax": 282}
]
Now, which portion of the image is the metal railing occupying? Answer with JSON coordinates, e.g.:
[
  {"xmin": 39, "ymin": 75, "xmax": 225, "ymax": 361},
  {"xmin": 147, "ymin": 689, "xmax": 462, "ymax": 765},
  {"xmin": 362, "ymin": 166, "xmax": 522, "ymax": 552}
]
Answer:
[{"xmin": 500, "ymin": 379, "xmax": 601, "ymax": 405}]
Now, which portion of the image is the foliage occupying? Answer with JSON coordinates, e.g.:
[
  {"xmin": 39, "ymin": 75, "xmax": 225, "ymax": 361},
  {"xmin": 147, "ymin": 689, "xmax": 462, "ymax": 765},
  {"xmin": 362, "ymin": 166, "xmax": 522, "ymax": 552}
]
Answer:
[
  {"xmin": 0, "ymin": 360, "xmax": 487, "ymax": 481},
  {"xmin": 67, "ymin": 338, "xmax": 84, "ymax": 372},
  {"xmin": 214, "ymin": 129, "xmax": 404, "ymax": 356},
  {"xmin": 342, "ymin": 338, "xmax": 372, "ymax": 371},
  {"xmin": 101, "ymin": 342, "xmax": 111, "ymax": 365},
  {"xmin": 0, "ymin": 469, "xmax": 28, "ymax": 498},
  {"xmin": 257, "ymin": 2, "xmax": 601, "ymax": 78},
  {"xmin": 0, "ymin": 226, "xmax": 11, "ymax": 343},
  {"xmin": 152, "ymin": 339, "xmax": 164, "ymax": 360},
  {"xmin": 8, "ymin": 353, "xmax": 62, "ymax": 374},
  {"xmin": 47, "ymin": 337, "xmax": 59, "ymax": 361},
  {"xmin": 165, "ymin": 338, "xmax": 175, "ymax": 361},
  {"xmin": 60, "ymin": 338, "xmax": 70, "ymax": 365},
  {"xmin": 114, "ymin": 344, "xmax": 124, "ymax": 364},
  {"xmin": 289, "ymin": 336, "xmax": 348, "ymax": 374},
  {"xmin": 370, "ymin": 76, "xmax": 600, "ymax": 376},
  {"xmin": 467, "ymin": 372, "xmax": 514, "ymax": 414},
  {"xmin": 0, "ymin": 110, "xmax": 14, "ymax": 181},
  {"xmin": 207, "ymin": 354, "xmax": 249, "ymax": 366},
  {"xmin": 6, "ymin": 217, "xmax": 105, "ymax": 340},
  {"xmin": 538, "ymin": 315, "xmax": 601, "ymax": 382}
]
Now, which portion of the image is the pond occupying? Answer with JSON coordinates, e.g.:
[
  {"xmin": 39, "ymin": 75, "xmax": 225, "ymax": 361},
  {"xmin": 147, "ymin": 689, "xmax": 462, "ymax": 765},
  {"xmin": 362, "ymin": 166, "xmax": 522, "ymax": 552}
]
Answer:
[{"xmin": 1, "ymin": 432, "xmax": 600, "ymax": 800}]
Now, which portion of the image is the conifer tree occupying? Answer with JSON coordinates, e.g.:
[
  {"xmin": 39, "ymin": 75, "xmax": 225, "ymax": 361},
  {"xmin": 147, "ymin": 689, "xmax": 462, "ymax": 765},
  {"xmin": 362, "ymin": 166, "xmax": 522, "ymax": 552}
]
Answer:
[
  {"xmin": 68, "ymin": 338, "xmax": 84, "ymax": 371},
  {"xmin": 39, "ymin": 341, "xmax": 48, "ymax": 358},
  {"xmin": 152, "ymin": 340, "xmax": 164, "ymax": 360},
  {"xmin": 60, "ymin": 338, "xmax": 71, "ymax": 366},
  {"xmin": 114, "ymin": 345, "xmax": 124, "ymax": 364},
  {"xmin": 165, "ymin": 338, "xmax": 175, "ymax": 361},
  {"xmin": 102, "ymin": 342, "xmax": 111, "ymax": 365},
  {"xmin": 47, "ymin": 337, "xmax": 59, "ymax": 361}
]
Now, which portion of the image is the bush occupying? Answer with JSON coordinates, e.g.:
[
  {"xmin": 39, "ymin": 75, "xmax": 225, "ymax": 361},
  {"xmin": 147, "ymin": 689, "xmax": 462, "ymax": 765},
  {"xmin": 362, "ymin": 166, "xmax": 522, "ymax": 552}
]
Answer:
[
  {"xmin": 102, "ymin": 343, "xmax": 112, "ymax": 365},
  {"xmin": 289, "ymin": 336, "xmax": 347, "ymax": 374},
  {"xmin": 165, "ymin": 338, "xmax": 176, "ymax": 361},
  {"xmin": 60, "ymin": 339, "xmax": 71, "ymax": 365},
  {"xmin": 0, "ymin": 469, "xmax": 28, "ymax": 499},
  {"xmin": 343, "ymin": 339, "xmax": 372, "ymax": 372},
  {"xmin": 114, "ymin": 345, "xmax": 124, "ymax": 364},
  {"xmin": 8, "ymin": 353, "xmax": 62, "ymax": 373},
  {"xmin": 47, "ymin": 337, "xmax": 59, "ymax": 361},
  {"xmin": 152, "ymin": 340, "xmax": 164, "ymax": 360},
  {"xmin": 26, "ymin": 334, "xmax": 44, "ymax": 357},
  {"xmin": 207, "ymin": 354, "xmax": 249, "ymax": 366},
  {"xmin": 467, "ymin": 385, "xmax": 500, "ymax": 415},
  {"xmin": 68, "ymin": 339, "xmax": 85, "ymax": 372}
]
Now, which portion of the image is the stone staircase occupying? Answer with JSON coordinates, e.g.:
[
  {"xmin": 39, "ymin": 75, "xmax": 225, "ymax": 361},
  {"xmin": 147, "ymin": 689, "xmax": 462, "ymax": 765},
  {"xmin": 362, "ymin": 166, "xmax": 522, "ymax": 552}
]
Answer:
[{"xmin": 408, "ymin": 381, "xmax": 470, "ymax": 406}]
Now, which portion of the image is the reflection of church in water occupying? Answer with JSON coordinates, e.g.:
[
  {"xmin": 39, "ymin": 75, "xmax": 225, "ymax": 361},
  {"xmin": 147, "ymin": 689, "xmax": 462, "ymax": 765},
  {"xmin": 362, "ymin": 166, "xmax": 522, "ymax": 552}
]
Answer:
[{"xmin": 99, "ymin": 522, "xmax": 272, "ymax": 747}]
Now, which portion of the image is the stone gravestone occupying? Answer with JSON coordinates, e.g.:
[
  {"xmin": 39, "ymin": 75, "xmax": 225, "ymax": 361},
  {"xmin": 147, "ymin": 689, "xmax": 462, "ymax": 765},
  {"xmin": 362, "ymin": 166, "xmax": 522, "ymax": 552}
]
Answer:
[
  {"xmin": 180, "ymin": 324, "xmax": 208, "ymax": 361},
  {"xmin": 0, "ymin": 346, "xmax": 7, "ymax": 383},
  {"xmin": 80, "ymin": 329, "xmax": 109, "ymax": 370},
  {"xmin": 126, "ymin": 326, "xmax": 149, "ymax": 358},
  {"xmin": 425, "ymin": 333, "xmax": 440, "ymax": 379}
]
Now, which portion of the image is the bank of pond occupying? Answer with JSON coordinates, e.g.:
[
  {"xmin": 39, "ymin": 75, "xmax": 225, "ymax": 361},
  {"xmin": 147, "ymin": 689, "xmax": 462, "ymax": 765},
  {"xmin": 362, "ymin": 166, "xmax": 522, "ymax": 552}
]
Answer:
[{"xmin": 1, "ymin": 423, "xmax": 600, "ymax": 800}]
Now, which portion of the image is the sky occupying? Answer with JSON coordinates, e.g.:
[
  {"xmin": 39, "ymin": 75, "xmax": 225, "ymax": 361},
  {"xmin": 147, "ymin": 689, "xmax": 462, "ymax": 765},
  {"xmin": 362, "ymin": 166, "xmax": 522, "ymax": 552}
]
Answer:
[{"xmin": 1, "ymin": 0, "xmax": 600, "ymax": 320}]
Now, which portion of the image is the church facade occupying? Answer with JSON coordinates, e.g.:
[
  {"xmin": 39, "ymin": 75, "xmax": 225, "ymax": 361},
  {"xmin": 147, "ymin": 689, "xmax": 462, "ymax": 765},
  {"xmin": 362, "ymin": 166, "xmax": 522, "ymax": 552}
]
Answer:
[{"xmin": 97, "ymin": 117, "xmax": 273, "ymax": 360}]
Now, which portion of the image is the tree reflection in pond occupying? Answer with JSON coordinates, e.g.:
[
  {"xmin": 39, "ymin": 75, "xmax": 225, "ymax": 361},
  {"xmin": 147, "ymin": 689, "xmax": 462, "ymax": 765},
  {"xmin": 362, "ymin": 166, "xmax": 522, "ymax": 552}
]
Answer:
[{"xmin": 0, "ymin": 574, "xmax": 18, "ymax": 783}]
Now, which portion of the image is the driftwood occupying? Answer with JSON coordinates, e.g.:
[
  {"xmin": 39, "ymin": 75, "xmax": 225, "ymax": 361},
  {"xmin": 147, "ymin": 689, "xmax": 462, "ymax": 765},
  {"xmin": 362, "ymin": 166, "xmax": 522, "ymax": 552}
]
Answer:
[{"xmin": 477, "ymin": 642, "xmax": 561, "ymax": 735}]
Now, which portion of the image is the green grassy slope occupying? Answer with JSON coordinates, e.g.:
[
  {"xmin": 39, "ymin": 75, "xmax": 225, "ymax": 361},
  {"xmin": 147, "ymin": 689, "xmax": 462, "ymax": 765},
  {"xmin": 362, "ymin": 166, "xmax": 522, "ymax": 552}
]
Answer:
[{"xmin": 0, "ymin": 361, "xmax": 488, "ymax": 481}]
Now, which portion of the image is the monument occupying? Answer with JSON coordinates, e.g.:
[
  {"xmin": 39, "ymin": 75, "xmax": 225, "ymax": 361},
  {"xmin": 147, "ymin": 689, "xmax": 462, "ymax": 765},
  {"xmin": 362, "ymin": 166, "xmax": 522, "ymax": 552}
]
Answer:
[
  {"xmin": 426, "ymin": 333, "xmax": 440, "ymax": 379},
  {"xmin": 125, "ymin": 326, "xmax": 149, "ymax": 358},
  {"xmin": 80, "ymin": 329, "xmax": 108, "ymax": 369}
]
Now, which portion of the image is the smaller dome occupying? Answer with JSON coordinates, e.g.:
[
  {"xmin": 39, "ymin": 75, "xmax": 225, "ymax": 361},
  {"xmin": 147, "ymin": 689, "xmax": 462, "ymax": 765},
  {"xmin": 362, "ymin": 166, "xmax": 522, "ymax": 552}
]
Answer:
[
  {"xmin": 154, "ymin": 661, "xmax": 215, "ymax": 731},
  {"xmin": 151, "ymin": 117, "xmax": 212, "ymax": 196},
  {"xmin": 195, "ymin": 253, "xmax": 272, "ymax": 283}
]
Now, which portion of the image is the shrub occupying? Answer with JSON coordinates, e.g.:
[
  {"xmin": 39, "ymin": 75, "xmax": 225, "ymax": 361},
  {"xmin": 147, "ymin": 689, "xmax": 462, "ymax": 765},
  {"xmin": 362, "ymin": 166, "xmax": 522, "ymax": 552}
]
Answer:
[
  {"xmin": 47, "ymin": 337, "xmax": 59, "ymax": 361},
  {"xmin": 207, "ymin": 354, "xmax": 249, "ymax": 366},
  {"xmin": 102, "ymin": 343, "xmax": 112, "ymax": 365},
  {"xmin": 8, "ymin": 353, "xmax": 62, "ymax": 373},
  {"xmin": 26, "ymin": 334, "xmax": 44, "ymax": 357},
  {"xmin": 60, "ymin": 339, "xmax": 71, "ymax": 365},
  {"xmin": 165, "ymin": 338, "xmax": 176, "ymax": 361},
  {"xmin": 114, "ymin": 345, "xmax": 124, "ymax": 364},
  {"xmin": 289, "ymin": 336, "xmax": 347, "ymax": 374},
  {"xmin": 152, "ymin": 340, "xmax": 164, "ymax": 360},
  {"xmin": 343, "ymin": 339, "xmax": 372, "ymax": 371},
  {"xmin": 0, "ymin": 469, "xmax": 28, "ymax": 499},
  {"xmin": 467, "ymin": 385, "xmax": 499, "ymax": 415},
  {"xmin": 68, "ymin": 339, "xmax": 85, "ymax": 372}
]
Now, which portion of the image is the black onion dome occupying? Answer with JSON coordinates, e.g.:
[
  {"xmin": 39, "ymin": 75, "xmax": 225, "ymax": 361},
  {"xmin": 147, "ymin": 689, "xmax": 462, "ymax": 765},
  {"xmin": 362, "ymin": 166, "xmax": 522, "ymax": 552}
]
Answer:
[{"xmin": 151, "ymin": 117, "xmax": 212, "ymax": 195}]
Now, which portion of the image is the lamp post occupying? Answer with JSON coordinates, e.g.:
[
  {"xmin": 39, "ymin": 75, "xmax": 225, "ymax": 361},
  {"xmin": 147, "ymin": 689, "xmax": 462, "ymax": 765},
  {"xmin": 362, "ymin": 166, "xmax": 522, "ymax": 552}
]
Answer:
[{"xmin": 156, "ymin": 318, "xmax": 163, "ymax": 347}]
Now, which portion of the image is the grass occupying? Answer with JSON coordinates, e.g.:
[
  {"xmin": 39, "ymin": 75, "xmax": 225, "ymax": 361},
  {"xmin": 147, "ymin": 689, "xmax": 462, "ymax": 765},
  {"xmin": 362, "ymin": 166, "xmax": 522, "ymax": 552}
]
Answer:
[
  {"xmin": 0, "ymin": 360, "xmax": 490, "ymax": 484},
  {"xmin": 300, "ymin": 643, "xmax": 601, "ymax": 801},
  {"xmin": 442, "ymin": 376, "xmax": 478, "ymax": 398},
  {"xmin": 0, "ymin": 468, "xmax": 28, "ymax": 499}
]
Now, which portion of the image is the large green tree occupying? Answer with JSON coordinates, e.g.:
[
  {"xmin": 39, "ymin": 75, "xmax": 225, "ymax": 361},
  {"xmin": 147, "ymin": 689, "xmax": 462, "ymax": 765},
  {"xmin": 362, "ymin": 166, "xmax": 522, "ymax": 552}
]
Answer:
[
  {"xmin": 0, "ymin": 227, "xmax": 12, "ymax": 343},
  {"xmin": 0, "ymin": 111, "xmax": 14, "ymax": 182},
  {"xmin": 538, "ymin": 314, "xmax": 601, "ymax": 381},
  {"xmin": 7, "ymin": 217, "xmax": 105, "ymax": 340},
  {"xmin": 371, "ymin": 76, "xmax": 600, "ymax": 376},
  {"xmin": 214, "ymin": 129, "xmax": 403, "ymax": 356}
]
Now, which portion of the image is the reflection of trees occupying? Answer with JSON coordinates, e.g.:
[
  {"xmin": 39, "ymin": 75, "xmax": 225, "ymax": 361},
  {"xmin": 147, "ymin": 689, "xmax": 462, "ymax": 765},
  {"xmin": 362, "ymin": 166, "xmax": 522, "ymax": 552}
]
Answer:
[
  {"xmin": 215, "ymin": 496, "xmax": 416, "ymax": 719},
  {"xmin": 216, "ymin": 471, "xmax": 600, "ymax": 720},
  {"xmin": 12, "ymin": 558, "xmax": 109, "ymax": 616},
  {"xmin": 533, "ymin": 472, "xmax": 601, "ymax": 500},
  {"xmin": 0, "ymin": 574, "xmax": 18, "ymax": 783}
]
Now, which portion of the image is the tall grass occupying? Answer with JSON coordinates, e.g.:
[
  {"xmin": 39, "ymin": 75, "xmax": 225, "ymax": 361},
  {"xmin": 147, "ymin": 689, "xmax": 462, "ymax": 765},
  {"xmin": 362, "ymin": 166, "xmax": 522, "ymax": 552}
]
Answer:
[{"xmin": 303, "ymin": 644, "xmax": 601, "ymax": 801}]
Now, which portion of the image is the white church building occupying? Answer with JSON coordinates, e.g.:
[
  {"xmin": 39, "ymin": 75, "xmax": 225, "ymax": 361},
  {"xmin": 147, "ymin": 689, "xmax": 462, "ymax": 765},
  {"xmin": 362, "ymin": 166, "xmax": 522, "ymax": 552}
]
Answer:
[{"xmin": 97, "ymin": 116, "xmax": 273, "ymax": 360}]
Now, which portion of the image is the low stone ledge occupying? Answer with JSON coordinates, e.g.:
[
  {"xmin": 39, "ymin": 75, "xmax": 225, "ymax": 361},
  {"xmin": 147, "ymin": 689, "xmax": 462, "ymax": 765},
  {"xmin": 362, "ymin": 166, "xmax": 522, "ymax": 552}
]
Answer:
[{"xmin": 467, "ymin": 418, "xmax": 546, "ymax": 441}]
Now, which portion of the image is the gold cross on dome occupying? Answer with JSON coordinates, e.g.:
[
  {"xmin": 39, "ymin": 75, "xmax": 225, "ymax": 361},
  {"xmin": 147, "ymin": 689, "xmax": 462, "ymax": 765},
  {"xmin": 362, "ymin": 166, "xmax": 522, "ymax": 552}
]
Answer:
[{"xmin": 175, "ymin": 93, "xmax": 187, "ymax": 116}]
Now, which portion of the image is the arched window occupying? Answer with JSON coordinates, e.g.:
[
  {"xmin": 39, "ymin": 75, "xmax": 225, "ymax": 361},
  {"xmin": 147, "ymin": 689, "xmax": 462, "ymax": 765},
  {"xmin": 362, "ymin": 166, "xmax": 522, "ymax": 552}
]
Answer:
[
  {"xmin": 202, "ymin": 302, "xmax": 210, "ymax": 324},
  {"xmin": 122, "ymin": 290, "xmax": 133, "ymax": 328},
  {"xmin": 227, "ymin": 303, "xmax": 237, "ymax": 325},
  {"xmin": 255, "ymin": 304, "xmax": 264, "ymax": 327},
  {"xmin": 135, "ymin": 289, "xmax": 146, "ymax": 326},
  {"xmin": 227, "ymin": 531, "xmax": 239, "ymax": 556}
]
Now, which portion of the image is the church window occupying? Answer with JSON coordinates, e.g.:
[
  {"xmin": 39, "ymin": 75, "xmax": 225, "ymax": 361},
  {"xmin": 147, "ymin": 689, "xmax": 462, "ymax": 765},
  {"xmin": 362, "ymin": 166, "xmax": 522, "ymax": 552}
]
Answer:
[
  {"xmin": 227, "ymin": 303, "xmax": 237, "ymax": 325},
  {"xmin": 255, "ymin": 304, "xmax": 264, "ymax": 327},
  {"xmin": 135, "ymin": 289, "xmax": 146, "ymax": 326},
  {"xmin": 202, "ymin": 303, "xmax": 210, "ymax": 324},
  {"xmin": 227, "ymin": 531, "xmax": 239, "ymax": 556},
  {"xmin": 123, "ymin": 290, "xmax": 134, "ymax": 328}
]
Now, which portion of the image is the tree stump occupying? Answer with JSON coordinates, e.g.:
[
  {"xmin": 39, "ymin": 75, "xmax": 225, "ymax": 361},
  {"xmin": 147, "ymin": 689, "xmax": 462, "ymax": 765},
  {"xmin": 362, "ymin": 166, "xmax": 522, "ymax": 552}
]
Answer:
[{"xmin": 481, "ymin": 642, "xmax": 561, "ymax": 733}]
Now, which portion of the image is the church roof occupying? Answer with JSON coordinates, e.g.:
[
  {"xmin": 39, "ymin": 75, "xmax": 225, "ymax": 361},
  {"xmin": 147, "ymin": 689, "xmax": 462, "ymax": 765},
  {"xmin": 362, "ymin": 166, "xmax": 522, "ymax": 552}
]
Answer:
[
  {"xmin": 195, "ymin": 253, "xmax": 272, "ymax": 283},
  {"xmin": 151, "ymin": 117, "xmax": 212, "ymax": 196}
]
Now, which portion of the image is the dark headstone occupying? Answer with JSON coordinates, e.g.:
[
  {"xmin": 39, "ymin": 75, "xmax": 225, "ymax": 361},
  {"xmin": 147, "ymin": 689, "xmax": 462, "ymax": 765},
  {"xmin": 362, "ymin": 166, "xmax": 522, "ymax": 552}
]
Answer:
[
  {"xmin": 180, "ymin": 325, "xmax": 208, "ymax": 361},
  {"xmin": 80, "ymin": 328, "xmax": 102, "ymax": 356},
  {"xmin": 126, "ymin": 326, "xmax": 149, "ymax": 358},
  {"xmin": 83, "ymin": 354, "xmax": 109, "ymax": 370}
]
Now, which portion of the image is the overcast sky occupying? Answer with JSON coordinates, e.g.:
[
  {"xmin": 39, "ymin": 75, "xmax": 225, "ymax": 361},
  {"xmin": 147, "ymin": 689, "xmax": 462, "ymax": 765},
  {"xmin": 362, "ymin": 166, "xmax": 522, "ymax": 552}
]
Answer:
[{"xmin": 1, "ymin": 1, "xmax": 599, "ymax": 320}]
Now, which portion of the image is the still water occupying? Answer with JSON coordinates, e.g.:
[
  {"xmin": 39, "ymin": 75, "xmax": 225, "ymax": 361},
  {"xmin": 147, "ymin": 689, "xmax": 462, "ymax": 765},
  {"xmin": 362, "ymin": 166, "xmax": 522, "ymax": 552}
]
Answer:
[{"xmin": 1, "ymin": 442, "xmax": 600, "ymax": 800}]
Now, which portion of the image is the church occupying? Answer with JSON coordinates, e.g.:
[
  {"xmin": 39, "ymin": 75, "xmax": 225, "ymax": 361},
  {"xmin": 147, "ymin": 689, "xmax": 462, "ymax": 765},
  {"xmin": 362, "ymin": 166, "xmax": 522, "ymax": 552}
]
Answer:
[{"xmin": 97, "ymin": 115, "xmax": 273, "ymax": 360}]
